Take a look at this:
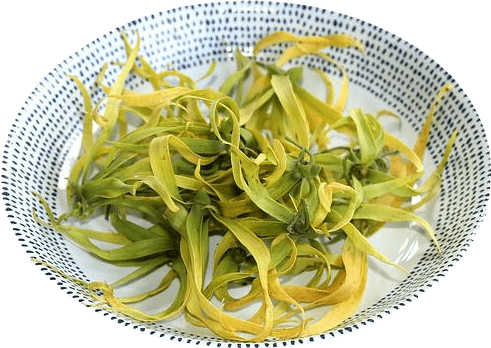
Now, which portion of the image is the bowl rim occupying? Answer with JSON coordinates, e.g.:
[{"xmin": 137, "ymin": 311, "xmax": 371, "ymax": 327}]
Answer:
[{"xmin": 2, "ymin": 1, "xmax": 490, "ymax": 345}]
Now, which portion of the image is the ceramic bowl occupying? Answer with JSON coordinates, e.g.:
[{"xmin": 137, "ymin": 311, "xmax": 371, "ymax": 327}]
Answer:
[{"xmin": 2, "ymin": 1, "xmax": 489, "ymax": 345}]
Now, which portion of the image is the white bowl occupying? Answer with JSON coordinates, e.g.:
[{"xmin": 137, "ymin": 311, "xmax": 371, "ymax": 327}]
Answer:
[{"xmin": 2, "ymin": 1, "xmax": 489, "ymax": 345}]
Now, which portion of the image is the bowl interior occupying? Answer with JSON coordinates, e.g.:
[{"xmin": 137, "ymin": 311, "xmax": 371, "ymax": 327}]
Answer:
[{"xmin": 2, "ymin": 1, "xmax": 489, "ymax": 344}]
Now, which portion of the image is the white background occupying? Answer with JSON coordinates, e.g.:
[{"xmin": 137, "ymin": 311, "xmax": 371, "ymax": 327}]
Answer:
[{"xmin": 1, "ymin": 1, "xmax": 490, "ymax": 347}]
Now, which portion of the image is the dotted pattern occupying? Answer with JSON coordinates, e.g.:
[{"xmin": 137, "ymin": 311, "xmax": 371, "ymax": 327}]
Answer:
[{"xmin": 2, "ymin": 1, "xmax": 490, "ymax": 345}]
